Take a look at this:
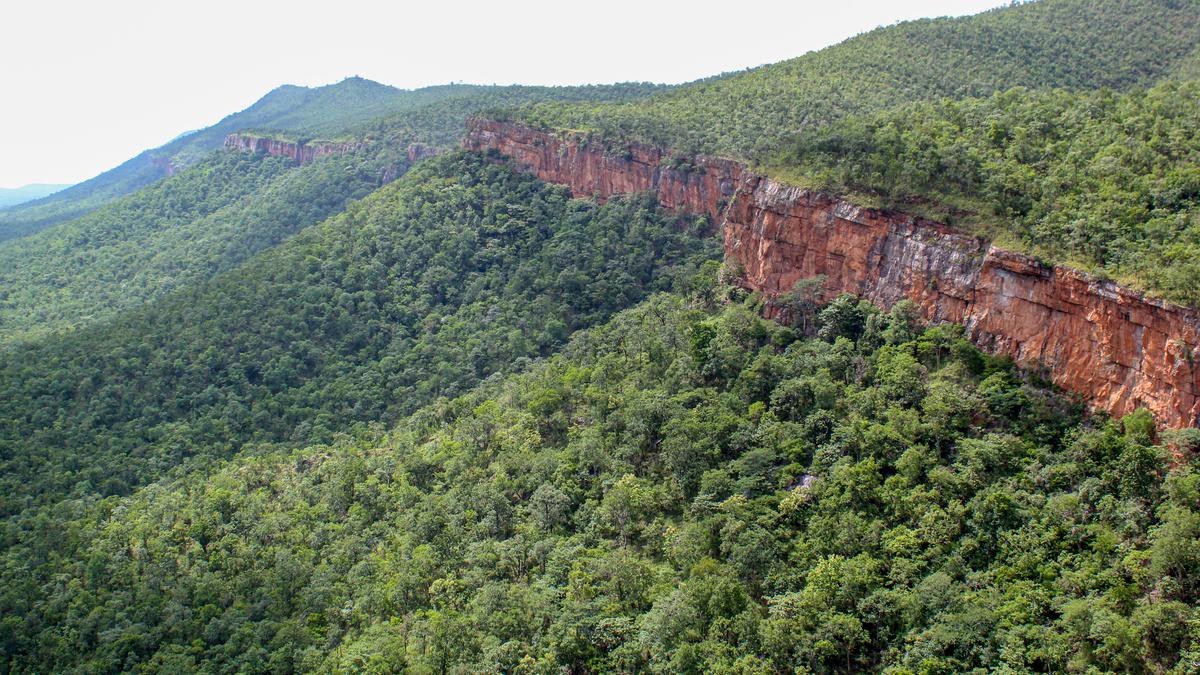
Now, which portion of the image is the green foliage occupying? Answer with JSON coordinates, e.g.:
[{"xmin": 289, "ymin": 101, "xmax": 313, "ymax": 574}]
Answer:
[
  {"xmin": 3, "ymin": 3, "xmax": 1200, "ymax": 671},
  {"xmin": 0, "ymin": 150, "xmax": 717, "ymax": 518},
  {"xmin": 4, "ymin": 293, "xmax": 1191, "ymax": 673},
  {"xmin": 508, "ymin": 0, "xmax": 1200, "ymax": 305},
  {"xmin": 516, "ymin": 0, "xmax": 1200, "ymax": 159},
  {"xmin": 0, "ymin": 82, "xmax": 669, "ymax": 343},
  {"xmin": 773, "ymin": 81, "xmax": 1200, "ymax": 304},
  {"xmin": 0, "ymin": 79, "xmax": 668, "ymax": 243},
  {"xmin": 0, "ymin": 147, "xmax": 404, "ymax": 342}
]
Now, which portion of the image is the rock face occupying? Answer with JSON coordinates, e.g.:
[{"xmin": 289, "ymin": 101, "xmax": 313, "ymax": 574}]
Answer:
[
  {"xmin": 406, "ymin": 143, "xmax": 440, "ymax": 163},
  {"xmin": 223, "ymin": 134, "xmax": 367, "ymax": 165},
  {"xmin": 150, "ymin": 154, "xmax": 179, "ymax": 177},
  {"xmin": 465, "ymin": 119, "xmax": 1200, "ymax": 428}
]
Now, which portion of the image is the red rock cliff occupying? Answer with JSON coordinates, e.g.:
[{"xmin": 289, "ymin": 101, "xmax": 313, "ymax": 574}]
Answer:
[
  {"xmin": 465, "ymin": 119, "xmax": 1200, "ymax": 429},
  {"xmin": 224, "ymin": 134, "xmax": 367, "ymax": 165}
]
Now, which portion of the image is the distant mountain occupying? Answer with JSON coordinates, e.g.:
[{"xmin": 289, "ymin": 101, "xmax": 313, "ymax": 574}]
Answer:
[
  {"xmin": 0, "ymin": 77, "xmax": 461, "ymax": 242},
  {"xmin": 0, "ymin": 83, "xmax": 668, "ymax": 343},
  {"xmin": 0, "ymin": 183, "xmax": 68, "ymax": 209}
]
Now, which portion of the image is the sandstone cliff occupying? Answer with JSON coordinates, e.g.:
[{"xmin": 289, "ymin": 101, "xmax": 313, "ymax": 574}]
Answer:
[
  {"xmin": 465, "ymin": 119, "xmax": 1200, "ymax": 428},
  {"xmin": 223, "ymin": 134, "xmax": 368, "ymax": 165}
]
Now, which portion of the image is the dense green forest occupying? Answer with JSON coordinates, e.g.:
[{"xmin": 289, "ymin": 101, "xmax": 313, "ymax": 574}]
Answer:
[
  {"xmin": 0, "ymin": 79, "xmax": 667, "ymax": 243},
  {"xmin": 0, "ymin": 83, "xmax": 670, "ymax": 343},
  {"xmin": 768, "ymin": 81, "xmax": 1200, "ymax": 304},
  {"xmin": 3, "ymin": 0, "xmax": 1200, "ymax": 671},
  {"xmin": 0, "ymin": 151, "xmax": 716, "ymax": 519},
  {"xmin": 5, "ymin": 290, "xmax": 1195, "ymax": 672},
  {"xmin": 516, "ymin": 0, "xmax": 1200, "ymax": 159},
  {"xmin": 0, "ymin": 147, "xmax": 405, "ymax": 343}
]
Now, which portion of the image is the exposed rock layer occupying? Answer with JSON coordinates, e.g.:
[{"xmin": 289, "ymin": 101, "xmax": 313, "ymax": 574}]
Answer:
[
  {"xmin": 464, "ymin": 119, "xmax": 1200, "ymax": 428},
  {"xmin": 223, "ymin": 134, "xmax": 367, "ymax": 165}
]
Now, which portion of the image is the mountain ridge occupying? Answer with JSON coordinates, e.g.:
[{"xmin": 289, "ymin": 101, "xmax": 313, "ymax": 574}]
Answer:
[
  {"xmin": 0, "ymin": 77, "xmax": 450, "ymax": 242},
  {"xmin": 0, "ymin": 184, "xmax": 69, "ymax": 209}
]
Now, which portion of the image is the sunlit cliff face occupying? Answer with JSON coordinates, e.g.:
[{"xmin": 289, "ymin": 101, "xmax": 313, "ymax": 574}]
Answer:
[{"xmin": 465, "ymin": 118, "xmax": 1200, "ymax": 428}]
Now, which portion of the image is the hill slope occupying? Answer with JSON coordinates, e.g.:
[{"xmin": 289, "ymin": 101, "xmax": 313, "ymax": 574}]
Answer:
[
  {"xmin": 0, "ymin": 151, "xmax": 717, "ymax": 517},
  {"xmin": 517, "ymin": 0, "xmax": 1200, "ymax": 159},
  {"xmin": 4, "ymin": 293, "xmax": 1194, "ymax": 672},
  {"xmin": 0, "ymin": 184, "xmax": 68, "ymax": 209},
  {"xmin": 0, "ymin": 145, "xmax": 406, "ymax": 343},
  {"xmin": 0, "ymin": 83, "xmax": 668, "ymax": 342}
]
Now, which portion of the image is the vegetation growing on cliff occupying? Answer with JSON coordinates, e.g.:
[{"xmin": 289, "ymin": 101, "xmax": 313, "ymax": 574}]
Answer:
[
  {"xmin": 4, "ymin": 291, "xmax": 1194, "ymax": 673},
  {"xmin": 508, "ymin": 0, "xmax": 1200, "ymax": 305},
  {"xmin": 770, "ymin": 81, "xmax": 1200, "ymax": 304}
]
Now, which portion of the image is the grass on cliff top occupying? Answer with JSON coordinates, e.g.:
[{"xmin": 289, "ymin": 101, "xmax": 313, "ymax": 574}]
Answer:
[
  {"xmin": 759, "ymin": 82, "xmax": 1200, "ymax": 304},
  {"xmin": 758, "ymin": 165, "xmax": 1034, "ymax": 256}
]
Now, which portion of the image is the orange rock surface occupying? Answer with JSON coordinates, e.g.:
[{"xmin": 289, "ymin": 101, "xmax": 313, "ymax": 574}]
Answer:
[{"xmin": 465, "ymin": 119, "xmax": 1200, "ymax": 428}]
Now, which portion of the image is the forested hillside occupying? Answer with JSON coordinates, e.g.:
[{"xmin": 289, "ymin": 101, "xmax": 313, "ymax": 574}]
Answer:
[
  {"xmin": 0, "ymin": 83, "xmax": 669, "ymax": 342},
  {"xmin": 769, "ymin": 80, "xmax": 1200, "ymax": 304},
  {"xmin": 0, "ymin": 151, "xmax": 716, "ymax": 519},
  {"xmin": 3, "ymin": 0, "xmax": 1199, "ymax": 672},
  {"xmin": 516, "ymin": 0, "xmax": 1200, "ymax": 158},
  {"xmin": 0, "ymin": 146, "xmax": 404, "ymax": 343},
  {"xmin": 354, "ymin": 82, "xmax": 669, "ymax": 147},
  {"xmin": 0, "ymin": 79, "xmax": 667, "ymax": 243},
  {"xmin": 5, "ymin": 291, "xmax": 1195, "ymax": 672}
]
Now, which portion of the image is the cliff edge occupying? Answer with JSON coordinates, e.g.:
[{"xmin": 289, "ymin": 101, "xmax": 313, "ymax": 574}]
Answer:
[{"xmin": 464, "ymin": 118, "xmax": 1200, "ymax": 428}]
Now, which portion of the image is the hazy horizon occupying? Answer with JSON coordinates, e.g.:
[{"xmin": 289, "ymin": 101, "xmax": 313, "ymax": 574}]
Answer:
[{"xmin": 1, "ymin": 0, "xmax": 1005, "ymax": 188}]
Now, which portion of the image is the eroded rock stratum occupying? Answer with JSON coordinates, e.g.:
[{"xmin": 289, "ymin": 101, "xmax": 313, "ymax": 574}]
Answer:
[{"xmin": 465, "ymin": 118, "xmax": 1200, "ymax": 428}]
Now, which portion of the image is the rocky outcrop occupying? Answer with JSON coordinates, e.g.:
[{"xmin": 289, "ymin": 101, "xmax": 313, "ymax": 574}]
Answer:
[
  {"xmin": 465, "ymin": 119, "xmax": 1200, "ymax": 428},
  {"xmin": 150, "ymin": 154, "xmax": 179, "ymax": 177},
  {"xmin": 406, "ymin": 143, "xmax": 440, "ymax": 163},
  {"xmin": 223, "ymin": 134, "xmax": 367, "ymax": 165},
  {"xmin": 465, "ymin": 120, "xmax": 743, "ymax": 219}
]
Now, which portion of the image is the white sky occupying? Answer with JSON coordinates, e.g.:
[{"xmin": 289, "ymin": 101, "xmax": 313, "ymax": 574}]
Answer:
[{"xmin": 0, "ymin": 0, "xmax": 1005, "ymax": 188}]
